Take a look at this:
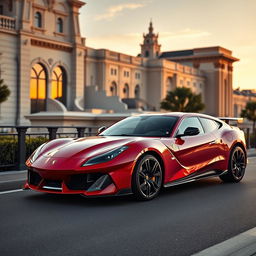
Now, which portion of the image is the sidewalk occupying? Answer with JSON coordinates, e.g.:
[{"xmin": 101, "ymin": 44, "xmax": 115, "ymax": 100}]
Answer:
[{"xmin": 0, "ymin": 170, "xmax": 26, "ymax": 192}]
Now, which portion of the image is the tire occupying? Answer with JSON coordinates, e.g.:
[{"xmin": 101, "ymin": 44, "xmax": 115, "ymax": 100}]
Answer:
[
  {"xmin": 132, "ymin": 154, "xmax": 163, "ymax": 200},
  {"xmin": 220, "ymin": 146, "xmax": 246, "ymax": 183}
]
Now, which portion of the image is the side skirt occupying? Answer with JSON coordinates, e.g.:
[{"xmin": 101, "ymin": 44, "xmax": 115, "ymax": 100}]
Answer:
[{"xmin": 164, "ymin": 170, "xmax": 228, "ymax": 188}]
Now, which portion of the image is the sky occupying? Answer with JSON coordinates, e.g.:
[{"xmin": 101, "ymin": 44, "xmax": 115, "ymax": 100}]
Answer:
[{"xmin": 79, "ymin": 0, "xmax": 256, "ymax": 90}]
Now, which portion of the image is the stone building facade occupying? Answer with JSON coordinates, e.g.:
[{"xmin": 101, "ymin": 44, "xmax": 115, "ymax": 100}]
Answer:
[
  {"xmin": 0, "ymin": 0, "xmax": 85, "ymax": 125},
  {"xmin": 0, "ymin": 0, "xmax": 239, "ymax": 127}
]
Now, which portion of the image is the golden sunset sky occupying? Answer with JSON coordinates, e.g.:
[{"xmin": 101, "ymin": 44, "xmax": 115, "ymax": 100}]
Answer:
[{"xmin": 80, "ymin": 0, "xmax": 256, "ymax": 90}]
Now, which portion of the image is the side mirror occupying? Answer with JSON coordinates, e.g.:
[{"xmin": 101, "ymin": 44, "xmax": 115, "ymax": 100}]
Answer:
[
  {"xmin": 176, "ymin": 127, "xmax": 200, "ymax": 138},
  {"xmin": 97, "ymin": 126, "xmax": 106, "ymax": 135}
]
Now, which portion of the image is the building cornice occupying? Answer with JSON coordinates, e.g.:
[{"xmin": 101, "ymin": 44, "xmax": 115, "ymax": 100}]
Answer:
[
  {"xmin": 53, "ymin": 9, "xmax": 69, "ymax": 17},
  {"xmin": 68, "ymin": 0, "xmax": 86, "ymax": 8},
  {"xmin": 32, "ymin": 3, "xmax": 48, "ymax": 11},
  {"xmin": 167, "ymin": 54, "xmax": 239, "ymax": 63},
  {"xmin": 30, "ymin": 38, "xmax": 73, "ymax": 52},
  {"xmin": 19, "ymin": 31, "xmax": 85, "ymax": 50}
]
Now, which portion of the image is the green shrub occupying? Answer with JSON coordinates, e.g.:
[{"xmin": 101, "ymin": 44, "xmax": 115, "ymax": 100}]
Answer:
[{"xmin": 0, "ymin": 136, "xmax": 48, "ymax": 167}]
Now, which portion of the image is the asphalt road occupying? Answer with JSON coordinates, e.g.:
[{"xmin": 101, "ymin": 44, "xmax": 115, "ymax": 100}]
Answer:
[{"xmin": 0, "ymin": 158, "xmax": 256, "ymax": 256}]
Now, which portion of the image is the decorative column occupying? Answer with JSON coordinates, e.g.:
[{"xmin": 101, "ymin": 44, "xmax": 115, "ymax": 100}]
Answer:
[
  {"xmin": 214, "ymin": 61, "xmax": 223, "ymax": 116},
  {"xmin": 68, "ymin": 0, "xmax": 86, "ymax": 110},
  {"xmin": 228, "ymin": 65, "xmax": 234, "ymax": 117}
]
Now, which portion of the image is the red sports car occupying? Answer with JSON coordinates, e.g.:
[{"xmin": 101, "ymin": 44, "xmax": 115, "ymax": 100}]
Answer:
[{"xmin": 25, "ymin": 113, "xmax": 247, "ymax": 200}]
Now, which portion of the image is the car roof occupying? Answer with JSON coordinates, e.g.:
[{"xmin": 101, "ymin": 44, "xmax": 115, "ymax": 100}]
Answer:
[{"xmin": 138, "ymin": 112, "xmax": 221, "ymax": 121}]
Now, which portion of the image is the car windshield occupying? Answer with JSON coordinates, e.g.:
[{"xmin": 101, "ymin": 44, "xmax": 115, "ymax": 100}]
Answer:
[{"xmin": 101, "ymin": 115, "xmax": 178, "ymax": 137}]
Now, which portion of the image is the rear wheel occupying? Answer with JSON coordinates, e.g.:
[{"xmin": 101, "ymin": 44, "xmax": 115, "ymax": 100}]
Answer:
[
  {"xmin": 220, "ymin": 146, "xmax": 246, "ymax": 183},
  {"xmin": 132, "ymin": 154, "xmax": 163, "ymax": 200}
]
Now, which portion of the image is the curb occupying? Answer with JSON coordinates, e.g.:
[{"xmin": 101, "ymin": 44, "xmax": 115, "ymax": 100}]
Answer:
[
  {"xmin": 0, "ymin": 179, "xmax": 26, "ymax": 192},
  {"xmin": 193, "ymin": 227, "xmax": 256, "ymax": 256},
  {"xmin": 0, "ymin": 170, "xmax": 26, "ymax": 192}
]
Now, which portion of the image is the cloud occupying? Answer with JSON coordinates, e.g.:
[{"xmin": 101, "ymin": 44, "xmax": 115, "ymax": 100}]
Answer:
[
  {"xmin": 160, "ymin": 29, "xmax": 211, "ymax": 39},
  {"xmin": 86, "ymin": 28, "xmax": 211, "ymax": 56},
  {"xmin": 95, "ymin": 3, "xmax": 145, "ymax": 21}
]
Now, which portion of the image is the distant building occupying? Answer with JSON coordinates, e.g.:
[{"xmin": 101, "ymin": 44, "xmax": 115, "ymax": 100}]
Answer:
[
  {"xmin": 0, "ymin": 0, "xmax": 239, "ymax": 127},
  {"xmin": 233, "ymin": 89, "xmax": 256, "ymax": 117},
  {"xmin": 160, "ymin": 47, "xmax": 238, "ymax": 117},
  {"xmin": 85, "ymin": 21, "xmax": 205, "ymax": 114}
]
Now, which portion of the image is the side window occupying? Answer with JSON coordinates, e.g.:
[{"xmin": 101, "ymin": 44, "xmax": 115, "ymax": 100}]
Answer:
[
  {"xmin": 34, "ymin": 11, "xmax": 42, "ymax": 28},
  {"xmin": 199, "ymin": 118, "xmax": 219, "ymax": 133},
  {"xmin": 176, "ymin": 117, "xmax": 204, "ymax": 136},
  {"xmin": 57, "ymin": 17, "xmax": 63, "ymax": 33}
]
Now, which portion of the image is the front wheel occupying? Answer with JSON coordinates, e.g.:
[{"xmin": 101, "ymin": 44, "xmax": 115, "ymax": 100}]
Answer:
[
  {"xmin": 220, "ymin": 146, "xmax": 246, "ymax": 183},
  {"xmin": 132, "ymin": 154, "xmax": 163, "ymax": 200}
]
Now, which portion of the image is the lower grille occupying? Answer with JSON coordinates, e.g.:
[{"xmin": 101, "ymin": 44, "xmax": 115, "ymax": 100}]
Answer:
[
  {"xmin": 28, "ymin": 170, "xmax": 42, "ymax": 186},
  {"xmin": 67, "ymin": 173, "xmax": 104, "ymax": 190}
]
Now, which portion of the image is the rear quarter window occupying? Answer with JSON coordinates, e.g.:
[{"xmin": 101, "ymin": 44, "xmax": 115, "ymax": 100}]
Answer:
[{"xmin": 199, "ymin": 118, "xmax": 221, "ymax": 133}]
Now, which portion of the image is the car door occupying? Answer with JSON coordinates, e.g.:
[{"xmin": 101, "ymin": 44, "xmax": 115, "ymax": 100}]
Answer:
[
  {"xmin": 198, "ymin": 117, "xmax": 226, "ymax": 167},
  {"xmin": 171, "ymin": 117, "xmax": 217, "ymax": 172}
]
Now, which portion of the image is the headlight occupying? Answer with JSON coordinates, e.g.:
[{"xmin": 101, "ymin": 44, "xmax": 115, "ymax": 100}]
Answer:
[
  {"xmin": 82, "ymin": 146, "xmax": 128, "ymax": 166},
  {"xmin": 30, "ymin": 143, "xmax": 46, "ymax": 163}
]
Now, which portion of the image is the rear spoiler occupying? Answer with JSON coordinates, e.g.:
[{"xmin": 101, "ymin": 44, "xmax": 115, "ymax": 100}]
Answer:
[{"xmin": 218, "ymin": 117, "xmax": 244, "ymax": 125}]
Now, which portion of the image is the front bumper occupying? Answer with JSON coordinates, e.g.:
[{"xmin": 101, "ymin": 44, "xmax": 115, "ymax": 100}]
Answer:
[{"xmin": 26, "ymin": 162, "xmax": 134, "ymax": 197}]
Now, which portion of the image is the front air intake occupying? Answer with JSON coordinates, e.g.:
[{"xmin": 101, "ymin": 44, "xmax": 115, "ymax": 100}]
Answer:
[
  {"xmin": 28, "ymin": 170, "xmax": 42, "ymax": 186},
  {"xmin": 66, "ymin": 173, "xmax": 112, "ymax": 191}
]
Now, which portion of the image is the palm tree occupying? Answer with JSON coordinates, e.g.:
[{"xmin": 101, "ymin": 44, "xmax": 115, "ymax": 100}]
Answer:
[
  {"xmin": 160, "ymin": 87, "xmax": 205, "ymax": 112},
  {"xmin": 0, "ymin": 79, "xmax": 11, "ymax": 104},
  {"xmin": 241, "ymin": 101, "xmax": 256, "ymax": 134}
]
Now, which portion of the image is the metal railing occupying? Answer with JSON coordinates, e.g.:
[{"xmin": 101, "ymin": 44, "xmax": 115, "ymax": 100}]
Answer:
[
  {"xmin": 0, "ymin": 126, "xmax": 99, "ymax": 171},
  {"xmin": 0, "ymin": 15, "xmax": 16, "ymax": 30}
]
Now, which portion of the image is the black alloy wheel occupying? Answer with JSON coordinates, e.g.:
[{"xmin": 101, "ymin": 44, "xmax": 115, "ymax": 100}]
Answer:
[
  {"xmin": 132, "ymin": 154, "xmax": 163, "ymax": 200},
  {"xmin": 220, "ymin": 146, "xmax": 246, "ymax": 182}
]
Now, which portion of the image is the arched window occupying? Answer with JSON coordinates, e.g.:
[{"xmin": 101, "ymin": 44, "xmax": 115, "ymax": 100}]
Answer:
[
  {"xmin": 135, "ymin": 85, "xmax": 140, "ymax": 99},
  {"xmin": 110, "ymin": 81, "xmax": 117, "ymax": 96},
  {"xmin": 34, "ymin": 12, "xmax": 42, "ymax": 28},
  {"xmin": 30, "ymin": 63, "xmax": 47, "ymax": 113},
  {"xmin": 52, "ymin": 66, "xmax": 67, "ymax": 106},
  {"xmin": 166, "ymin": 77, "xmax": 174, "ymax": 93},
  {"xmin": 145, "ymin": 51, "xmax": 149, "ymax": 57},
  {"xmin": 123, "ymin": 83, "xmax": 129, "ymax": 98},
  {"xmin": 57, "ymin": 17, "xmax": 63, "ymax": 33}
]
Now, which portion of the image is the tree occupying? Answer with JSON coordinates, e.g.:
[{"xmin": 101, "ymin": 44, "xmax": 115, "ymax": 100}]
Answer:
[
  {"xmin": 160, "ymin": 87, "xmax": 205, "ymax": 112},
  {"xmin": 241, "ymin": 101, "xmax": 256, "ymax": 133},
  {"xmin": 0, "ymin": 79, "xmax": 11, "ymax": 104}
]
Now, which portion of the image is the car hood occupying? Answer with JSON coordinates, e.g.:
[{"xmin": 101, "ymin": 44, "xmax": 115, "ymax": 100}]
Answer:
[{"xmin": 42, "ymin": 136, "xmax": 139, "ymax": 160}]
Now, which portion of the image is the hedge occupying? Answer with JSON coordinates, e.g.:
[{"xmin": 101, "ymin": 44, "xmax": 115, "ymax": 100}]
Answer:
[{"xmin": 0, "ymin": 136, "xmax": 48, "ymax": 167}]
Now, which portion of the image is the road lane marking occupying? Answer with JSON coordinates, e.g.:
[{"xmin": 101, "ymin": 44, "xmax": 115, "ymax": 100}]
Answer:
[
  {"xmin": 193, "ymin": 227, "xmax": 256, "ymax": 256},
  {"xmin": 0, "ymin": 189, "xmax": 24, "ymax": 195}
]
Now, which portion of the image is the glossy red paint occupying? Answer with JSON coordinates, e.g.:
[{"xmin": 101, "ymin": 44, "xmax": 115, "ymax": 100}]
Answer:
[{"xmin": 25, "ymin": 113, "xmax": 247, "ymax": 198}]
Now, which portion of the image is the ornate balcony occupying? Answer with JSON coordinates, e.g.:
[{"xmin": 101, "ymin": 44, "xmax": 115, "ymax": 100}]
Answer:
[{"xmin": 0, "ymin": 15, "xmax": 16, "ymax": 30}]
